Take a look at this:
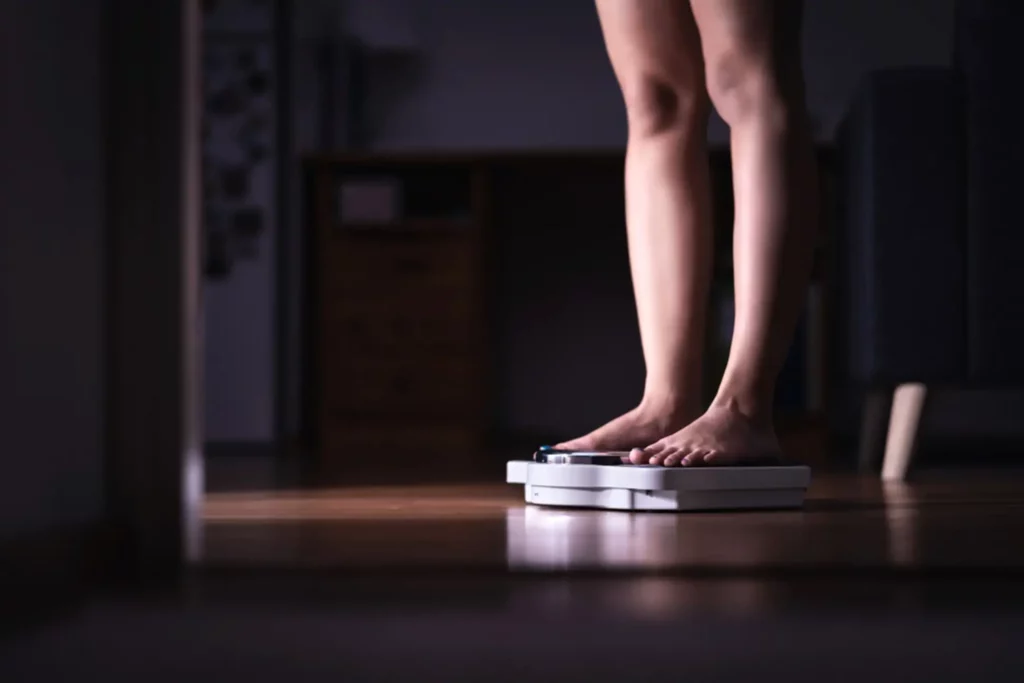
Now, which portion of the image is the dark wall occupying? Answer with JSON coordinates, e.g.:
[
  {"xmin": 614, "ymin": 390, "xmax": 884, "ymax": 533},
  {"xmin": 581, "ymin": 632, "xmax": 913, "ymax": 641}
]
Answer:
[
  {"xmin": 0, "ymin": 0, "xmax": 105, "ymax": 538},
  {"xmin": 349, "ymin": 0, "xmax": 957, "ymax": 148}
]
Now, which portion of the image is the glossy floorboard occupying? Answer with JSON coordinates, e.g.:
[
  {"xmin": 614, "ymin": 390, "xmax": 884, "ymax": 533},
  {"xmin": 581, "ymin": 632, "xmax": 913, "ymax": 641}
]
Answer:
[
  {"xmin": 202, "ymin": 468, "xmax": 1024, "ymax": 574},
  {"xmin": 9, "ymin": 468, "xmax": 1024, "ymax": 681}
]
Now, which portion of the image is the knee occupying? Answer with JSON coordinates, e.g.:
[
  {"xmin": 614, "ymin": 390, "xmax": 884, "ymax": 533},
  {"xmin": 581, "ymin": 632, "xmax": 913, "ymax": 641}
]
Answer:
[
  {"xmin": 705, "ymin": 50, "xmax": 800, "ymax": 128},
  {"xmin": 622, "ymin": 75, "xmax": 709, "ymax": 139}
]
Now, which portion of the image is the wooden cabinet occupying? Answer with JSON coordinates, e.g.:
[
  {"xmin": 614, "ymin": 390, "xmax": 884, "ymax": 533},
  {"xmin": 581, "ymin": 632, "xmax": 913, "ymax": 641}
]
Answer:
[{"xmin": 306, "ymin": 157, "xmax": 487, "ymax": 472}]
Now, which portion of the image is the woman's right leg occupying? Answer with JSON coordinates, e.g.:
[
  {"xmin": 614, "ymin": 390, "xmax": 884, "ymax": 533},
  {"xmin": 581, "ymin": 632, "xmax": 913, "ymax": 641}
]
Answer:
[{"xmin": 556, "ymin": 0, "xmax": 713, "ymax": 451}]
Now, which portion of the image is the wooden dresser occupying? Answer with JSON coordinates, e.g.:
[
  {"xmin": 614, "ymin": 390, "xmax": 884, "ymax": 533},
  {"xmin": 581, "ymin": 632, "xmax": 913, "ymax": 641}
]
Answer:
[{"xmin": 306, "ymin": 155, "xmax": 488, "ymax": 473}]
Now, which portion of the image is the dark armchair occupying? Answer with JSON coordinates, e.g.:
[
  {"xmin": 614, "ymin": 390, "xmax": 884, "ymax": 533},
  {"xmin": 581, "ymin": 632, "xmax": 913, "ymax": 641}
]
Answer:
[{"xmin": 833, "ymin": 2, "xmax": 1024, "ymax": 480}]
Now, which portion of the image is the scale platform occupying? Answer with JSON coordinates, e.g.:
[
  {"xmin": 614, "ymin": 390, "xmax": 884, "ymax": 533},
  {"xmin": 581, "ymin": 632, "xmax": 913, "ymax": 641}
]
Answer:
[{"xmin": 507, "ymin": 448, "xmax": 811, "ymax": 511}]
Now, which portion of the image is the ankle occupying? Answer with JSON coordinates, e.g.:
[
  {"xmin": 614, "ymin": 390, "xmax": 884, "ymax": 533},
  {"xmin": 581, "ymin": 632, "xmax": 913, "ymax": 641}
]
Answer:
[
  {"xmin": 638, "ymin": 391, "xmax": 700, "ymax": 426},
  {"xmin": 709, "ymin": 392, "xmax": 773, "ymax": 427}
]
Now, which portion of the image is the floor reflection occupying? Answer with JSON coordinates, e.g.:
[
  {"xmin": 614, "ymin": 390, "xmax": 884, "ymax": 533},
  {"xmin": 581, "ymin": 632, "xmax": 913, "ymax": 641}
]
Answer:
[
  {"xmin": 505, "ymin": 575, "xmax": 778, "ymax": 618},
  {"xmin": 882, "ymin": 481, "xmax": 919, "ymax": 567},
  {"xmin": 199, "ymin": 472, "xmax": 1024, "ymax": 572},
  {"xmin": 505, "ymin": 507, "xmax": 678, "ymax": 569},
  {"xmin": 504, "ymin": 505, "xmax": 811, "ymax": 570}
]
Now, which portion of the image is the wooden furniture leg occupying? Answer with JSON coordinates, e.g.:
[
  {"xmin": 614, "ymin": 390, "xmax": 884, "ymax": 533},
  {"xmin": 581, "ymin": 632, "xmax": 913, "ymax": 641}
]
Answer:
[{"xmin": 881, "ymin": 383, "xmax": 928, "ymax": 481}]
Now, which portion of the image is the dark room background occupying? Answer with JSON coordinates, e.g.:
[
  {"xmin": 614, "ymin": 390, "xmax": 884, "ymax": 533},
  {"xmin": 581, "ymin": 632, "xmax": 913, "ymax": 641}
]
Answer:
[{"xmin": 195, "ymin": 0, "xmax": 1024, "ymax": 451}]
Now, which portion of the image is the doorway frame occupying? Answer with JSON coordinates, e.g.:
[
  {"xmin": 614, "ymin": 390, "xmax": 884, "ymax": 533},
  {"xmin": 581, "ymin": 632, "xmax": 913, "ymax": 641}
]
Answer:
[{"xmin": 103, "ymin": 0, "xmax": 202, "ymax": 575}]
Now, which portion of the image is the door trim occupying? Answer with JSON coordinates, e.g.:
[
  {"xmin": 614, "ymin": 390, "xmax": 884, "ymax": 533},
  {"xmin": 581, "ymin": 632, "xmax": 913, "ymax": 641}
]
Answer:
[{"xmin": 103, "ymin": 0, "xmax": 202, "ymax": 575}]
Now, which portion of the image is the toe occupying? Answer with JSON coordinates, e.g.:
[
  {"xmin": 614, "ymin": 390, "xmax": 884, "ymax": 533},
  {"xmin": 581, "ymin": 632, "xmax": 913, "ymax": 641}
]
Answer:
[
  {"xmin": 670, "ymin": 445, "xmax": 696, "ymax": 466},
  {"xmin": 554, "ymin": 438, "xmax": 592, "ymax": 452},
  {"xmin": 634, "ymin": 441, "xmax": 664, "ymax": 465},
  {"xmin": 661, "ymin": 449, "xmax": 684, "ymax": 467},
  {"xmin": 682, "ymin": 449, "xmax": 709, "ymax": 467},
  {"xmin": 645, "ymin": 441, "xmax": 672, "ymax": 465},
  {"xmin": 646, "ymin": 439, "xmax": 668, "ymax": 455}
]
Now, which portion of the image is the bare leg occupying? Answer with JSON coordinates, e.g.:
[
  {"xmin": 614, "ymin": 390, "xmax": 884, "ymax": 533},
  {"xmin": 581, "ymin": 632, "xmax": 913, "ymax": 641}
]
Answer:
[
  {"xmin": 635, "ymin": 0, "xmax": 818, "ymax": 466},
  {"xmin": 556, "ymin": 0, "xmax": 713, "ymax": 451}
]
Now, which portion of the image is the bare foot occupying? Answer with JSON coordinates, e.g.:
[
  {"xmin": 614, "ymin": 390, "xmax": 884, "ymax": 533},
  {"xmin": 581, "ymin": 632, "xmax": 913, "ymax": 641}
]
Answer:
[
  {"xmin": 629, "ymin": 404, "xmax": 782, "ymax": 466},
  {"xmin": 553, "ymin": 403, "xmax": 694, "ymax": 453}
]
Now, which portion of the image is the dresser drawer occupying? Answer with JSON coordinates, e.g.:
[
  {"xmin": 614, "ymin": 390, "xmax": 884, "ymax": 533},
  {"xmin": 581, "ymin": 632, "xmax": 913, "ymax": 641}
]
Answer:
[
  {"xmin": 321, "ymin": 236, "xmax": 477, "ymax": 294},
  {"xmin": 323, "ymin": 313, "xmax": 482, "ymax": 356},
  {"xmin": 321, "ymin": 283, "xmax": 480, "ymax": 325},
  {"xmin": 320, "ymin": 419, "xmax": 481, "ymax": 460},
  {"xmin": 321, "ymin": 354, "xmax": 482, "ymax": 419}
]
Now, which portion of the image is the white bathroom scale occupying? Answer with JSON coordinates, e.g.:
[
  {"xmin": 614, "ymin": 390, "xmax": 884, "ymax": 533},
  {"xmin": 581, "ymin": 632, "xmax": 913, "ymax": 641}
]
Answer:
[{"xmin": 506, "ymin": 447, "xmax": 811, "ymax": 511}]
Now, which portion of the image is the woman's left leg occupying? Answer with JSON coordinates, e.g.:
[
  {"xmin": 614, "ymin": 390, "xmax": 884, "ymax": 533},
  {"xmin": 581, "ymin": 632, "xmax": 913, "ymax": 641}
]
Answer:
[{"xmin": 634, "ymin": 0, "xmax": 818, "ymax": 467}]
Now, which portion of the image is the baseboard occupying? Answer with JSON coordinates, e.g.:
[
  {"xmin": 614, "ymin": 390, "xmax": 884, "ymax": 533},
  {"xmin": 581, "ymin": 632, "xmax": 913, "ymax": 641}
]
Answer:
[{"xmin": 0, "ymin": 522, "xmax": 114, "ymax": 637}]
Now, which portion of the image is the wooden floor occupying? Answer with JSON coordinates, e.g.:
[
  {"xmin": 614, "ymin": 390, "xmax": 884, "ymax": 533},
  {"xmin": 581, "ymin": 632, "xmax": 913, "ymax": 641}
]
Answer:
[{"xmin": 202, "ymin": 467, "xmax": 1024, "ymax": 575}]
